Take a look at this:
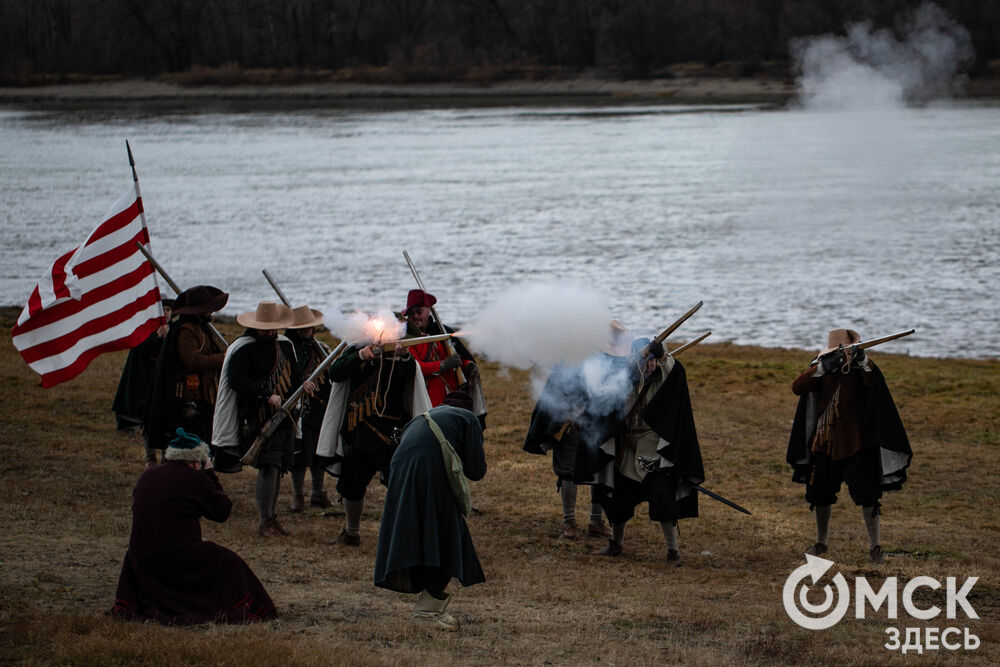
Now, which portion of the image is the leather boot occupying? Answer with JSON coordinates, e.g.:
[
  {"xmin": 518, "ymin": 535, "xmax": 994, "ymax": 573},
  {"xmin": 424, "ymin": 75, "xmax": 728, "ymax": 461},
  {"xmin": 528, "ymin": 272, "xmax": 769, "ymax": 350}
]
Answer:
[{"xmin": 412, "ymin": 590, "xmax": 460, "ymax": 631}]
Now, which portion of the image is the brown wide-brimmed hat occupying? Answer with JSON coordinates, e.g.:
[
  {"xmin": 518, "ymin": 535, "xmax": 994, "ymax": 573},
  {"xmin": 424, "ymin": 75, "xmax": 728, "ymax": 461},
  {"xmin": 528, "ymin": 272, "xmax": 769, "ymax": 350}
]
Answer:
[
  {"xmin": 600, "ymin": 319, "xmax": 632, "ymax": 357},
  {"xmin": 286, "ymin": 305, "xmax": 324, "ymax": 330},
  {"xmin": 818, "ymin": 328, "xmax": 861, "ymax": 357},
  {"xmin": 236, "ymin": 301, "xmax": 294, "ymax": 329},
  {"xmin": 172, "ymin": 285, "xmax": 228, "ymax": 315},
  {"xmin": 402, "ymin": 289, "xmax": 437, "ymax": 315}
]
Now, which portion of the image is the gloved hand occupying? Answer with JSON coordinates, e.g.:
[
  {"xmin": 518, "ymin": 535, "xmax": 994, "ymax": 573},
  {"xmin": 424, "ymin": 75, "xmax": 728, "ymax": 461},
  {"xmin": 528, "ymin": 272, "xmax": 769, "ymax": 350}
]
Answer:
[
  {"xmin": 440, "ymin": 354, "xmax": 462, "ymax": 373},
  {"xmin": 851, "ymin": 347, "xmax": 867, "ymax": 365},
  {"xmin": 463, "ymin": 362, "xmax": 479, "ymax": 379},
  {"xmin": 820, "ymin": 351, "xmax": 844, "ymax": 374},
  {"xmin": 647, "ymin": 340, "xmax": 665, "ymax": 359}
]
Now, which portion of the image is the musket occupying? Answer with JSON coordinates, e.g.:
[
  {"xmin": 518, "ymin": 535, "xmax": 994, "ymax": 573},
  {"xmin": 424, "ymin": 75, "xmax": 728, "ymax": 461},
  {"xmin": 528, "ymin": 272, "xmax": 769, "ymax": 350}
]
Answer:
[
  {"xmin": 241, "ymin": 340, "xmax": 349, "ymax": 466},
  {"xmin": 693, "ymin": 484, "xmax": 752, "ymax": 515},
  {"xmin": 262, "ymin": 269, "xmax": 292, "ymax": 309},
  {"xmin": 136, "ymin": 242, "xmax": 228, "ymax": 351},
  {"xmin": 668, "ymin": 331, "xmax": 711, "ymax": 357},
  {"xmin": 369, "ymin": 332, "xmax": 456, "ymax": 355},
  {"xmin": 638, "ymin": 301, "xmax": 703, "ymax": 358},
  {"xmin": 403, "ymin": 250, "xmax": 466, "ymax": 385},
  {"xmin": 814, "ymin": 329, "xmax": 916, "ymax": 372}
]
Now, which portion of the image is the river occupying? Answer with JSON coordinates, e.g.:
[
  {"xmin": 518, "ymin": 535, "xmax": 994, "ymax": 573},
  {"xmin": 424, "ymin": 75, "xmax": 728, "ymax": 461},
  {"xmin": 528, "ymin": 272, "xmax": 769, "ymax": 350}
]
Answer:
[{"xmin": 1, "ymin": 98, "xmax": 997, "ymax": 359}]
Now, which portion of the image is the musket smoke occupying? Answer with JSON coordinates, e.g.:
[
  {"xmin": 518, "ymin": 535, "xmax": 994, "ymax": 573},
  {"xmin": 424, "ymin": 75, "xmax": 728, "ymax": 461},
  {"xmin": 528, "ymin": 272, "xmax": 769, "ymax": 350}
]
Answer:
[
  {"xmin": 792, "ymin": 2, "xmax": 973, "ymax": 110},
  {"xmin": 325, "ymin": 307, "xmax": 406, "ymax": 345},
  {"xmin": 464, "ymin": 282, "xmax": 614, "ymax": 370}
]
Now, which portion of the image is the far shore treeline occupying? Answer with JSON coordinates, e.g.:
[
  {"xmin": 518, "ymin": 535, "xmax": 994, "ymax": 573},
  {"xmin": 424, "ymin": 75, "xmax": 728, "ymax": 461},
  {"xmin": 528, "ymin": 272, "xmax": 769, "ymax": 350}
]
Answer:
[{"xmin": 2, "ymin": 0, "xmax": 998, "ymax": 86}]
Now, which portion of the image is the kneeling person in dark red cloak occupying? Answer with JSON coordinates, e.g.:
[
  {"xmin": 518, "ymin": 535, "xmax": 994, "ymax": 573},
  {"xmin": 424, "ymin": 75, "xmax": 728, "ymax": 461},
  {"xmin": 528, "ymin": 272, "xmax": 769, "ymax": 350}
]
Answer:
[{"xmin": 111, "ymin": 428, "xmax": 277, "ymax": 624}]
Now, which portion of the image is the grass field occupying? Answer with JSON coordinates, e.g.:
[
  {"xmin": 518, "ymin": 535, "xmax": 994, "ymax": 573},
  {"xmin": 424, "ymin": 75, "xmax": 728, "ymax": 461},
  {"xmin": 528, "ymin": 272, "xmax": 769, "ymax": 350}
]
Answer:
[{"xmin": 1, "ymin": 310, "xmax": 997, "ymax": 665}]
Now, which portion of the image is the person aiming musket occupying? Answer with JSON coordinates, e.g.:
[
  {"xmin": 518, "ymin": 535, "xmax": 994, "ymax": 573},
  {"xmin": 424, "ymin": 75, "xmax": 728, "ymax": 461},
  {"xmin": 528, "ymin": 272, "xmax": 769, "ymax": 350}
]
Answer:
[{"xmin": 787, "ymin": 327, "xmax": 914, "ymax": 565}]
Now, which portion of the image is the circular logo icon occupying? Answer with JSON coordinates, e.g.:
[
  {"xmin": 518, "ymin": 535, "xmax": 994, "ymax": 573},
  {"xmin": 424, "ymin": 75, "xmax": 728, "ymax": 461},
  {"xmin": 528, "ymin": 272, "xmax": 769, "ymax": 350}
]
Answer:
[{"xmin": 783, "ymin": 554, "xmax": 851, "ymax": 630}]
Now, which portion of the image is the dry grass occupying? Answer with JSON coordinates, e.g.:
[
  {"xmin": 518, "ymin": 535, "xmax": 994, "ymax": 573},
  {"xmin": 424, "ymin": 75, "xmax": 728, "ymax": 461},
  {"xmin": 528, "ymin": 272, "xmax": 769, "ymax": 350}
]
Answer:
[{"xmin": 1, "ymin": 309, "xmax": 997, "ymax": 665}]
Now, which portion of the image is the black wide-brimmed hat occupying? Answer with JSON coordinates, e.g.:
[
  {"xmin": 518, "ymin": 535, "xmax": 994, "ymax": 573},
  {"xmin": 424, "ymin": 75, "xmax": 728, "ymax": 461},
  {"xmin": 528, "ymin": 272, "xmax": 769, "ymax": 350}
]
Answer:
[{"xmin": 172, "ymin": 285, "xmax": 229, "ymax": 315}]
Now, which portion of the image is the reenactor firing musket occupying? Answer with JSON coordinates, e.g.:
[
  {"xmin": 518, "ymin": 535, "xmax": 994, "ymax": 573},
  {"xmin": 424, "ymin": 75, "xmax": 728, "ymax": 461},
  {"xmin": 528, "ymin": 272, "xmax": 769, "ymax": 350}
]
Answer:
[
  {"xmin": 240, "ymin": 340, "xmax": 348, "ymax": 466},
  {"xmin": 403, "ymin": 250, "xmax": 466, "ymax": 385},
  {"xmin": 668, "ymin": 331, "xmax": 711, "ymax": 357},
  {"xmin": 814, "ymin": 328, "xmax": 916, "ymax": 373},
  {"xmin": 135, "ymin": 242, "xmax": 229, "ymax": 351},
  {"xmin": 637, "ymin": 301, "xmax": 703, "ymax": 359}
]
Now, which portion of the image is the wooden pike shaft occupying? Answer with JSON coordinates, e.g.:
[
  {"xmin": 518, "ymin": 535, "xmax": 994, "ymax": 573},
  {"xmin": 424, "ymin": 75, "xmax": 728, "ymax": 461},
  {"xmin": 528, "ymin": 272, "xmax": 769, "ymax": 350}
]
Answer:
[
  {"xmin": 135, "ymin": 242, "xmax": 228, "ymax": 350},
  {"xmin": 403, "ymin": 250, "xmax": 466, "ymax": 384}
]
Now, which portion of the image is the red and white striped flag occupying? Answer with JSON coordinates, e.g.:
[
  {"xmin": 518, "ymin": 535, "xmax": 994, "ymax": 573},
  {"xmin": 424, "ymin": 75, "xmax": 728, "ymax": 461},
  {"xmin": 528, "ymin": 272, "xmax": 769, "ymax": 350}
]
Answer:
[{"xmin": 11, "ymin": 187, "xmax": 164, "ymax": 387}]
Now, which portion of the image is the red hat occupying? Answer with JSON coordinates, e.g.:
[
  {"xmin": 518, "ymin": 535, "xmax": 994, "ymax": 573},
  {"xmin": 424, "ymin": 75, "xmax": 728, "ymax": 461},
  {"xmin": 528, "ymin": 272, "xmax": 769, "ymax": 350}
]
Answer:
[{"xmin": 403, "ymin": 289, "xmax": 437, "ymax": 315}]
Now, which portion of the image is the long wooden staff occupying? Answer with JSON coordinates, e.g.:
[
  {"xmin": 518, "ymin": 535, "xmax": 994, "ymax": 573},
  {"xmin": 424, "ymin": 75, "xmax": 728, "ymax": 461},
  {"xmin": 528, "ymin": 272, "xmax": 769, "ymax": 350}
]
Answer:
[
  {"xmin": 402, "ymin": 250, "xmax": 466, "ymax": 385},
  {"xmin": 135, "ymin": 242, "xmax": 228, "ymax": 351}
]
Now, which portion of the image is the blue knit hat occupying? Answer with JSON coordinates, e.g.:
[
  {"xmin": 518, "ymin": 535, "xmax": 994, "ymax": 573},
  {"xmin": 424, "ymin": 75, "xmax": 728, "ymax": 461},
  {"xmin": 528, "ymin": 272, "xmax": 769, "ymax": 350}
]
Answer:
[{"xmin": 164, "ymin": 428, "xmax": 210, "ymax": 463}]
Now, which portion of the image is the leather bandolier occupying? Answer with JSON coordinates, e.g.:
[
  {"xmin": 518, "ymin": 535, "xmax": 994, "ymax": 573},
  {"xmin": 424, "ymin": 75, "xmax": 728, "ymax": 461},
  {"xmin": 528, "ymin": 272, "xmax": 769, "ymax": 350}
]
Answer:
[
  {"xmin": 239, "ymin": 342, "xmax": 293, "ymax": 448},
  {"xmin": 344, "ymin": 354, "xmax": 410, "ymax": 452}
]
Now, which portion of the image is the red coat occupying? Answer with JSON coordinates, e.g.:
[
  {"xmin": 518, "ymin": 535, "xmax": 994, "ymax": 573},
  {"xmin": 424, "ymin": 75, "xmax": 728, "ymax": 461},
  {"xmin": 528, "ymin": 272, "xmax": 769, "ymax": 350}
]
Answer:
[{"xmin": 409, "ymin": 338, "xmax": 472, "ymax": 406}]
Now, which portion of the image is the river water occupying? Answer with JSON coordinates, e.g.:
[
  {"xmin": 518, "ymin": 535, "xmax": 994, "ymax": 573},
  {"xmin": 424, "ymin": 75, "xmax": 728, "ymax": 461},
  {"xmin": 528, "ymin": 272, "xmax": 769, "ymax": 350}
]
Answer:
[{"xmin": 1, "ymin": 99, "xmax": 998, "ymax": 359}]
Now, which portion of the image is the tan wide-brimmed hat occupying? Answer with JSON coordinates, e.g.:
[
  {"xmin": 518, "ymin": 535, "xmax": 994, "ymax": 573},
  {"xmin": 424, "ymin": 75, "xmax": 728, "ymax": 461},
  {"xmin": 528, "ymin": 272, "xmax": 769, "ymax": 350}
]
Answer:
[
  {"xmin": 286, "ymin": 305, "xmax": 324, "ymax": 329},
  {"xmin": 236, "ymin": 301, "xmax": 294, "ymax": 329},
  {"xmin": 818, "ymin": 328, "xmax": 861, "ymax": 357},
  {"xmin": 600, "ymin": 319, "xmax": 632, "ymax": 357}
]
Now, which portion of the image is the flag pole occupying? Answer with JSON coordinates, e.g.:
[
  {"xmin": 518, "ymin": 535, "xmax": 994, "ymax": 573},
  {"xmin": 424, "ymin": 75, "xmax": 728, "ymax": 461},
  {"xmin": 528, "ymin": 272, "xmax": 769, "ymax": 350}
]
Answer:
[
  {"xmin": 125, "ymin": 140, "xmax": 150, "ymax": 236},
  {"xmin": 126, "ymin": 140, "xmax": 164, "ymax": 317}
]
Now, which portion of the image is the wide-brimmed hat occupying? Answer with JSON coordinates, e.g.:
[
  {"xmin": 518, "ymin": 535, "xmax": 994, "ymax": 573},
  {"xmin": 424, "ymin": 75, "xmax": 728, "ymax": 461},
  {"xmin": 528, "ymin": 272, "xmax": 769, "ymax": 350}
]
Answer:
[
  {"xmin": 286, "ymin": 305, "xmax": 324, "ymax": 329},
  {"xmin": 600, "ymin": 320, "xmax": 632, "ymax": 357},
  {"xmin": 819, "ymin": 328, "xmax": 861, "ymax": 357},
  {"xmin": 172, "ymin": 285, "xmax": 228, "ymax": 315},
  {"xmin": 402, "ymin": 289, "xmax": 437, "ymax": 315},
  {"xmin": 236, "ymin": 301, "xmax": 294, "ymax": 329},
  {"xmin": 164, "ymin": 428, "xmax": 209, "ymax": 463}
]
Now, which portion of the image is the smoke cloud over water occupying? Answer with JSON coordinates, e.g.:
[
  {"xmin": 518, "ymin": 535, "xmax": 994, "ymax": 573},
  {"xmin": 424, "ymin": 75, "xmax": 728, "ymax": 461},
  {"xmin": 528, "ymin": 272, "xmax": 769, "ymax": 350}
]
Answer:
[{"xmin": 792, "ymin": 2, "xmax": 974, "ymax": 110}]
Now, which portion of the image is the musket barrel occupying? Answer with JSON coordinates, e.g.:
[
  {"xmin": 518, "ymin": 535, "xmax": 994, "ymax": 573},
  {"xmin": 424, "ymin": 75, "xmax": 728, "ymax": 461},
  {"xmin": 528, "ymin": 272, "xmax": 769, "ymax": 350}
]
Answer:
[
  {"xmin": 262, "ymin": 269, "xmax": 292, "ymax": 308},
  {"xmin": 669, "ymin": 331, "xmax": 711, "ymax": 357},
  {"xmin": 640, "ymin": 301, "xmax": 704, "ymax": 357},
  {"xmin": 817, "ymin": 329, "xmax": 916, "ymax": 360}
]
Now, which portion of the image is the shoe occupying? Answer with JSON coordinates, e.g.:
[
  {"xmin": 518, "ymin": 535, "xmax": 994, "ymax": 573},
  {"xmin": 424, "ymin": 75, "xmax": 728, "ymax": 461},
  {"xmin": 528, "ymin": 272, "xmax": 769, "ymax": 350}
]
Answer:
[
  {"xmin": 310, "ymin": 491, "xmax": 333, "ymax": 508},
  {"xmin": 327, "ymin": 529, "xmax": 360, "ymax": 546},
  {"xmin": 269, "ymin": 516, "xmax": 290, "ymax": 536},
  {"xmin": 666, "ymin": 549, "xmax": 681, "ymax": 565},
  {"xmin": 805, "ymin": 542, "xmax": 828, "ymax": 556},
  {"xmin": 258, "ymin": 518, "xmax": 287, "ymax": 538},
  {"xmin": 596, "ymin": 540, "xmax": 623, "ymax": 557},
  {"xmin": 587, "ymin": 520, "xmax": 611, "ymax": 538},
  {"xmin": 561, "ymin": 521, "xmax": 580, "ymax": 539},
  {"xmin": 290, "ymin": 493, "xmax": 305, "ymax": 513},
  {"xmin": 412, "ymin": 590, "xmax": 460, "ymax": 631},
  {"xmin": 869, "ymin": 545, "xmax": 885, "ymax": 565}
]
